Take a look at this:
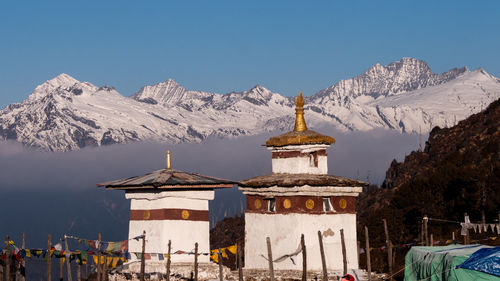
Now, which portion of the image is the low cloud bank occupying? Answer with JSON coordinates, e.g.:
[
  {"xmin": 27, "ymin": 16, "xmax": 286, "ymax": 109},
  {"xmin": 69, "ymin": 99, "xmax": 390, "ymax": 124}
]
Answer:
[{"xmin": 0, "ymin": 129, "xmax": 423, "ymax": 247}]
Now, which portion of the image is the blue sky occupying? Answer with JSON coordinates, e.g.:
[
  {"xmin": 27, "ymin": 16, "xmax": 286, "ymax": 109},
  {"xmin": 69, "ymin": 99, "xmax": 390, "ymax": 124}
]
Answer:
[{"xmin": 0, "ymin": 0, "xmax": 499, "ymax": 108}]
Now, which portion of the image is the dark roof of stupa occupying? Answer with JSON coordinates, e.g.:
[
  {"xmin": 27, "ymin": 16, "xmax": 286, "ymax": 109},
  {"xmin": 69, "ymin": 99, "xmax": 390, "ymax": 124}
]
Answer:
[{"xmin": 98, "ymin": 169, "xmax": 235, "ymax": 190}]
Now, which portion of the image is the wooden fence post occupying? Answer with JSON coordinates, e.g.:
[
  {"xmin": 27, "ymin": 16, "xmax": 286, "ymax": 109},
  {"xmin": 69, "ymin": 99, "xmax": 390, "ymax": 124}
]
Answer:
[
  {"xmin": 140, "ymin": 231, "xmax": 146, "ymax": 281},
  {"xmin": 237, "ymin": 242, "xmax": 243, "ymax": 281},
  {"xmin": 64, "ymin": 236, "xmax": 73, "ymax": 281},
  {"xmin": 103, "ymin": 258, "xmax": 108, "ymax": 281},
  {"xmin": 317, "ymin": 231, "xmax": 327, "ymax": 281},
  {"xmin": 97, "ymin": 233, "xmax": 101, "ymax": 281},
  {"xmin": 420, "ymin": 221, "xmax": 424, "ymax": 245},
  {"xmin": 464, "ymin": 213, "xmax": 470, "ymax": 245},
  {"xmin": 365, "ymin": 226, "xmax": 371, "ymax": 281},
  {"xmin": 452, "ymin": 231, "xmax": 456, "ymax": 243},
  {"xmin": 340, "ymin": 229, "xmax": 347, "ymax": 276},
  {"xmin": 301, "ymin": 234, "xmax": 306, "ymax": 281},
  {"xmin": 5, "ymin": 235, "xmax": 10, "ymax": 281},
  {"xmin": 430, "ymin": 234, "xmax": 434, "ymax": 247},
  {"xmin": 1, "ymin": 237, "xmax": 3, "ymax": 281},
  {"xmin": 423, "ymin": 216, "xmax": 429, "ymax": 246},
  {"xmin": 59, "ymin": 247, "xmax": 64, "ymax": 281},
  {"xmin": 47, "ymin": 234, "xmax": 52, "ymax": 281},
  {"xmin": 383, "ymin": 219, "xmax": 393, "ymax": 281},
  {"xmin": 266, "ymin": 237, "xmax": 274, "ymax": 281},
  {"xmin": 498, "ymin": 212, "xmax": 500, "ymax": 235},
  {"xmin": 194, "ymin": 242, "xmax": 198, "ymax": 281},
  {"xmin": 77, "ymin": 261, "xmax": 81, "ymax": 281},
  {"xmin": 20, "ymin": 232, "xmax": 26, "ymax": 281},
  {"xmin": 357, "ymin": 241, "xmax": 361, "ymax": 267},
  {"xmin": 166, "ymin": 240, "xmax": 171, "ymax": 281},
  {"xmin": 218, "ymin": 248, "xmax": 223, "ymax": 281}
]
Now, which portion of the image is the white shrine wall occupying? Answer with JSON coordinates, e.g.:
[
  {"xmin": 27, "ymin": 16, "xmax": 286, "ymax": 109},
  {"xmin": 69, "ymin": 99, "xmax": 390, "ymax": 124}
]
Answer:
[
  {"xmin": 244, "ymin": 212, "xmax": 358, "ymax": 271},
  {"xmin": 269, "ymin": 144, "xmax": 330, "ymax": 174},
  {"xmin": 125, "ymin": 190, "xmax": 214, "ymax": 263}
]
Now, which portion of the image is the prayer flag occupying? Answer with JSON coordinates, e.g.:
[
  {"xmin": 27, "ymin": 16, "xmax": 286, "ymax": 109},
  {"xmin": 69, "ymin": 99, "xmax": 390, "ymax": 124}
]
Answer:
[
  {"xmin": 210, "ymin": 253, "xmax": 219, "ymax": 263},
  {"xmin": 226, "ymin": 245, "xmax": 237, "ymax": 255},
  {"xmin": 112, "ymin": 257, "xmax": 120, "ymax": 268},
  {"xmin": 120, "ymin": 240, "xmax": 128, "ymax": 252}
]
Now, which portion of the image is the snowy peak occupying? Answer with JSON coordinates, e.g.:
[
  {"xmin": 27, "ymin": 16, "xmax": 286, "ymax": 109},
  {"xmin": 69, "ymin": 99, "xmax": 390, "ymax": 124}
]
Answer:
[
  {"xmin": 131, "ymin": 79, "xmax": 191, "ymax": 106},
  {"xmin": 26, "ymin": 74, "xmax": 101, "ymax": 103},
  {"xmin": 314, "ymin": 58, "xmax": 469, "ymax": 102},
  {"xmin": 42, "ymin": 73, "xmax": 80, "ymax": 89}
]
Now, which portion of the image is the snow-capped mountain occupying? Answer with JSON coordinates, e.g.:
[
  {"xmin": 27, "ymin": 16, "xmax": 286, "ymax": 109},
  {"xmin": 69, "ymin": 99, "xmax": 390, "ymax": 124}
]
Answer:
[{"xmin": 1, "ymin": 58, "xmax": 499, "ymax": 151}]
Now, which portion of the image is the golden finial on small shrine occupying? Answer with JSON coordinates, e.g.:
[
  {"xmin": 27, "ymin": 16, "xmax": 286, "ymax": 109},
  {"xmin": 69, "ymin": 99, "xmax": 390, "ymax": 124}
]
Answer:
[
  {"xmin": 294, "ymin": 92, "xmax": 307, "ymax": 132},
  {"xmin": 167, "ymin": 150, "xmax": 172, "ymax": 170}
]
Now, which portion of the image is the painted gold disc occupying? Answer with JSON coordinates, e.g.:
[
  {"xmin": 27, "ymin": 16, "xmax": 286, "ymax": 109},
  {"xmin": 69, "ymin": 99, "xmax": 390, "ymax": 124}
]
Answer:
[
  {"xmin": 306, "ymin": 199, "xmax": 315, "ymax": 209},
  {"xmin": 283, "ymin": 199, "xmax": 292, "ymax": 209},
  {"xmin": 143, "ymin": 210, "xmax": 151, "ymax": 220},
  {"xmin": 339, "ymin": 198, "xmax": 347, "ymax": 209},
  {"xmin": 181, "ymin": 210, "xmax": 190, "ymax": 220},
  {"xmin": 254, "ymin": 199, "xmax": 262, "ymax": 209}
]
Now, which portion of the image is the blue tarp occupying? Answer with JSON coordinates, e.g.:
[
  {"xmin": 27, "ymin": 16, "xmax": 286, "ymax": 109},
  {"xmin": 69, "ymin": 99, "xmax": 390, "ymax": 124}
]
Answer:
[{"xmin": 458, "ymin": 246, "xmax": 500, "ymax": 277}]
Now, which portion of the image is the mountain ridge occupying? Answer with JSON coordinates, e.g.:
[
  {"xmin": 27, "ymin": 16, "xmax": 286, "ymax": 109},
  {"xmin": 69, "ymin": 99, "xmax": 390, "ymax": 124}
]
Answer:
[{"xmin": 1, "ymin": 58, "xmax": 500, "ymax": 151}]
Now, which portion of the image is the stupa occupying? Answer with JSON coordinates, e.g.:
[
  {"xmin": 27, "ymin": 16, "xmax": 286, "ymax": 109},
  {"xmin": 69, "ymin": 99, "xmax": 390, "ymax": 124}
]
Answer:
[
  {"xmin": 238, "ymin": 92, "xmax": 364, "ymax": 271},
  {"xmin": 99, "ymin": 151, "xmax": 235, "ymax": 264}
]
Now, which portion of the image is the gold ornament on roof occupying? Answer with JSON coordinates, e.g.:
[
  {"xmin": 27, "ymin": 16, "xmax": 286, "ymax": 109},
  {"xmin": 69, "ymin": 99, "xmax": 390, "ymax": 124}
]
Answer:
[
  {"xmin": 167, "ymin": 150, "xmax": 172, "ymax": 170},
  {"xmin": 294, "ymin": 92, "xmax": 307, "ymax": 132},
  {"xmin": 265, "ymin": 92, "xmax": 335, "ymax": 147}
]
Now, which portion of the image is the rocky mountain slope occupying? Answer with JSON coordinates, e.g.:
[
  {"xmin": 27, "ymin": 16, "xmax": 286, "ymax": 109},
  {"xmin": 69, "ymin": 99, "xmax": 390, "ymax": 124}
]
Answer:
[
  {"xmin": 1, "ymin": 58, "xmax": 499, "ymax": 151},
  {"xmin": 359, "ymin": 97, "xmax": 499, "ymax": 241},
  {"xmin": 356, "ymin": 98, "xmax": 500, "ymax": 273}
]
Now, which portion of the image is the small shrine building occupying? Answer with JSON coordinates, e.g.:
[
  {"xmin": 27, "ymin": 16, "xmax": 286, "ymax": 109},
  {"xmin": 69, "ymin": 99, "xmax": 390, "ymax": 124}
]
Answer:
[
  {"xmin": 239, "ymin": 93, "xmax": 364, "ymax": 271},
  {"xmin": 98, "ymin": 152, "xmax": 234, "ymax": 263}
]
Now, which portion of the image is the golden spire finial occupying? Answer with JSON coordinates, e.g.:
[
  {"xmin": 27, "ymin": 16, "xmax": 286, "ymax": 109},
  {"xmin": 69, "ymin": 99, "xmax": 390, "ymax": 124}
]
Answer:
[
  {"xmin": 294, "ymin": 92, "xmax": 307, "ymax": 132},
  {"xmin": 167, "ymin": 150, "xmax": 171, "ymax": 170}
]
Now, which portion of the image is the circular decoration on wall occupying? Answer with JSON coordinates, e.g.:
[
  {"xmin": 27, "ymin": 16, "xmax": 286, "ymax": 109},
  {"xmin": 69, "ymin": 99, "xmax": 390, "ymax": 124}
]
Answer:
[
  {"xmin": 254, "ymin": 199, "xmax": 262, "ymax": 209},
  {"xmin": 339, "ymin": 198, "xmax": 347, "ymax": 209},
  {"xmin": 181, "ymin": 210, "xmax": 190, "ymax": 220},
  {"xmin": 283, "ymin": 199, "xmax": 292, "ymax": 209},
  {"xmin": 306, "ymin": 199, "xmax": 315, "ymax": 209},
  {"xmin": 143, "ymin": 210, "xmax": 151, "ymax": 220}
]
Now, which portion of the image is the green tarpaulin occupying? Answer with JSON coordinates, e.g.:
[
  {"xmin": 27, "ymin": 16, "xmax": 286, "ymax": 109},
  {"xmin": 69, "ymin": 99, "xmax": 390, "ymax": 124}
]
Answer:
[{"xmin": 404, "ymin": 244, "xmax": 500, "ymax": 281}]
